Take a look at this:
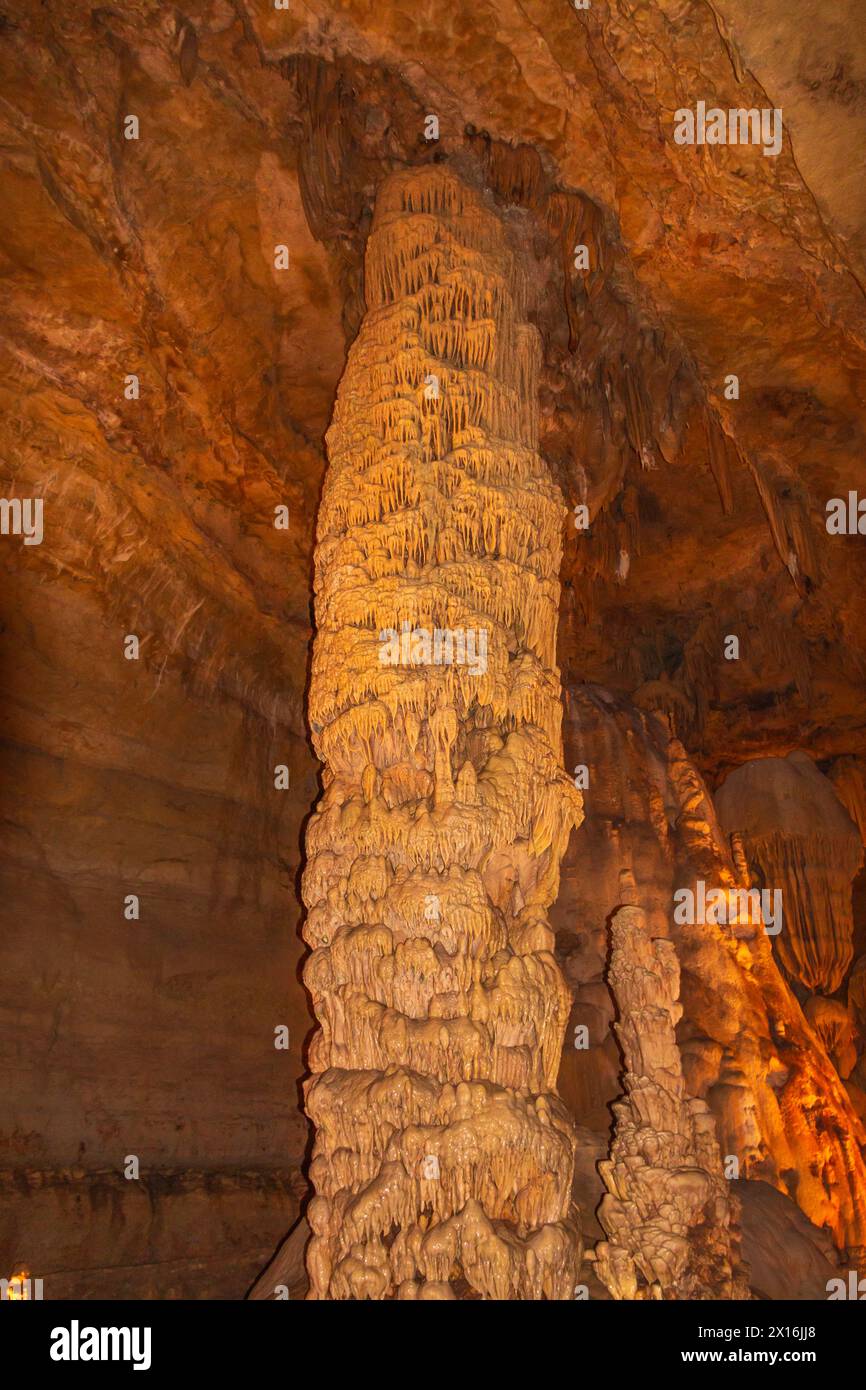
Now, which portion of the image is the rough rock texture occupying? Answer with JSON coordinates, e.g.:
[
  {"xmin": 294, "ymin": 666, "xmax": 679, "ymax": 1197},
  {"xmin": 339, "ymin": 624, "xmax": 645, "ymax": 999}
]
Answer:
[
  {"xmin": 739, "ymin": 1181, "xmax": 843, "ymax": 1303},
  {"xmin": 2, "ymin": 0, "xmax": 866, "ymax": 1301},
  {"xmin": 248, "ymin": 1214, "xmax": 310, "ymax": 1302},
  {"xmin": 552, "ymin": 686, "xmax": 866, "ymax": 1267},
  {"xmin": 0, "ymin": 1166, "xmax": 304, "ymax": 1300},
  {"xmin": 554, "ymin": 686, "xmax": 676, "ymax": 1133},
  {"xmin": 301, "ymin": 164, "xmax": 582, "ymax": 1301},
  {"xmin": 803, "ymin": 997, "xmax": 858, "ymax": 1081},
  {"xmin": 715, "ymin": 753, "xmax": 863, "ymax": 994},
  {"xmin": 241, "ymin": 0, "xmax": 866, "ymax": 777},
  {"xmin": 830, "ymin": 758, "xmax": 866, "ymax": 851},
  {"xmin": 595, "ymin": 905, "xmax": 748, "ymax": 1300},
  {"xmin": 0, "ymin": 568, "xmax": 314, "ymax": 1296},
  {"xmin": 542, "ymin": 1112, "xmax": 848, "ymax": 1302},
  {"xmin": 671, "ymin": 749, "xmax": 866, "ymax": 1265},
  {"xmin": 0, "ymin": 0, "xmax": 328, "ymax": 1294}
]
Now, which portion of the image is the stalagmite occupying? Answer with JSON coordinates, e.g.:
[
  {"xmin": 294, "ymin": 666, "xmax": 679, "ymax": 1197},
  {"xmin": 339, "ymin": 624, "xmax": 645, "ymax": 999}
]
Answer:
[
  {"xmin": 715, "ymin": 753, "xmax": 863, "ymax": 995},
  {"xmin": 553, "ymin": 691, "xmax": 866, "ymax": 1266},
  {"xmin": 301, "ymin": 165, "xmax": 583, "ymax": 1299},
  {"xmin": 595, "ymin": 905, "xmax": 749, "ymax": 1300}
]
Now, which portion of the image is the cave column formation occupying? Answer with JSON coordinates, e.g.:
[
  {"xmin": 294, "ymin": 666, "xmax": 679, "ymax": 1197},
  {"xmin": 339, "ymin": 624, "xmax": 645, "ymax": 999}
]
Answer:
[
  {"xmin": 595, "ymin": 906, "xmax": 749, "ymax": 1300},
  {"xmin": 300, "ymin": 165, "xmax": 583, "ymax": 1300}
]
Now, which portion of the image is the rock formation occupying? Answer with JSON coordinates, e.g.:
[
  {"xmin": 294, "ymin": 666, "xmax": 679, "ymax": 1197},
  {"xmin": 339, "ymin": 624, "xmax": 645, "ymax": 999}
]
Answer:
[
  {"xmin": 2, "ymin": 0, "xmax": 866, "ymax": 1305},
  {"xmin": 803, "ymin": 997, "xmax": 858, "ymax": 1080},
  {"xmin": 715, "ymin": 754, "xmax": 863, "ymax": 995},
  {"xmin": 830, "ymin": 758, "xmax": 866, "ymax": 850},
  {"xmin": 656, "ymin": 738, "xmax": 866, "ymax": 1265},
  {"xmin": 300, "ymin": 165, "xmax": 582, "ymax": 1300},
  {"xmin": 850, "ymin": 956, "xmax": 866, "ymax": 1036},
  {"xmin": 595, "ymin": 904, "xmax": 748, "ymax": 1300},
  {"xmin": 553, "ymin": 687, "xmax": 866, "ymax": 1269}
]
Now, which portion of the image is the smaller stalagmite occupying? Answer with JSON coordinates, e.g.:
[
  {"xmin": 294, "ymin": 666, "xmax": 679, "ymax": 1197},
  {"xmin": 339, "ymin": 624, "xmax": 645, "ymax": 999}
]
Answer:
[
  {"xmin": 595, "ymin": 906, "xmax": 748, "ymax": 1300},
  {"xmin": 715, "ymin": 753, "xmax": 863, "ymax": 995}
]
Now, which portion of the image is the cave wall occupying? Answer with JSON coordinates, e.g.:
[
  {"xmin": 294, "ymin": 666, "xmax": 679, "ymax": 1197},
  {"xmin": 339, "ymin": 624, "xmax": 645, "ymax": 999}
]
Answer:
[
  {"xmin": 0, "ymin": 566, "xmax": 315, "ymax": 1295},
  {"xmin": 0, "ymin": 0, "xmax": 341, "ymax": 1297}
]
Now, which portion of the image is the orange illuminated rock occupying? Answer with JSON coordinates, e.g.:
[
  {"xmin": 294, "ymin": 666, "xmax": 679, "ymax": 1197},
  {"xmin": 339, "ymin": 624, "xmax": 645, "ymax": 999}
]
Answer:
[
  {"xmin": 804, "ymin": 996, "xmax": 858, "ymax": 1080},
  {"xmin": 553, "ymin": 688, "xmax": 866, "ymax": 1266},
  {"xmin": 595, "ymin": 905, "xmax": 749, "ymax": 1300},
  {"xmin": 715, "ymin": 753, "xmax": 863, "ymax": 995}
]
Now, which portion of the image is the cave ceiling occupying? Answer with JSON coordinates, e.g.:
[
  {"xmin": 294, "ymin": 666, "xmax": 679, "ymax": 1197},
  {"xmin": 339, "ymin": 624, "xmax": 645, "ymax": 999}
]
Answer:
[{"xmin": 2, "ymin": 0, "xmax": 865, "ymax": 784}]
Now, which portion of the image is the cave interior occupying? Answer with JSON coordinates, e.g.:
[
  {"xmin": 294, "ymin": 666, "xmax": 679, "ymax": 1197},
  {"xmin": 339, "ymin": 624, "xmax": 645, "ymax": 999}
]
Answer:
[{"xmin": 2, "ymin": 0, "xmax": 866, "ymax": 1303}]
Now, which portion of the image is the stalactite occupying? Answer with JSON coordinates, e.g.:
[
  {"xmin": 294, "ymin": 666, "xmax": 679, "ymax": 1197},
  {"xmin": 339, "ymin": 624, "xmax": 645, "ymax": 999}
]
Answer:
[
  {"xmin": 704, "ymin": 413, "xmax": 734, "ymax": 516},
  {"xmin": 621, "ymin": 360, "xmax": 652, "ymax": 467},
  {"xmin": 804, "ymin": 996, "xmax": 857, "ymax": 1079},
  {"xmin": 465, "ymin": 129, "xmax": 550, "ymax": 212},
  {"xmin": 595, "ymin": 905, "xmax": 749, "ymax": 1300},
  {"xmin": 666, "ymin": 740, "xmax": 866, "ymax": 1259},
  {"xmin": 829, "ymin": 756, "xmax": 866, "ymax": 848},
  {"xmin": 741, "ymin": 458, "xmax": 821, "ymax": 596},
  {"xmin": 850, "ymin": 957, "xmax": 866, "ymax": 1035},
  {"xmin": 302, "ymin": 164, "xmax": 583, "ymax": 1300},
  {"xmin": 715, "ymin": 753, "xmax": 862, "ymax": 994}
]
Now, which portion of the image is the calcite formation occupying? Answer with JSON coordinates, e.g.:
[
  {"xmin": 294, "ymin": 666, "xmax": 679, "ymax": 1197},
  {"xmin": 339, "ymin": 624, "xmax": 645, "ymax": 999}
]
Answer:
[
  {"xmin": 595, "ymin": 905, "xmax": 748, "ymax": 1300},
  {"xmin": 3, "ymin": 0, "xmax": 866, "ymax": 1306},
  {"xmin": 667, "ymin": 740, "xmax": 866, "ymax": 1263},
  {"xmin": 553, "ymin": 688, "xmax": 866, "ymax": 1265},
  {"xmin": 803, "ymin": 997, "xmax": 858, "ymax": 1081},
  {"xmin": 850, "ymin": 956, "xmax": 866, "ymax": 1035},
  {"xmin": 715, "ymin": 754, "xmax": 863, "ymax": 995},
  {"xmin": 829, "ymin": 757, "xmax": 866, "ymax": 850},
  {"xmin": 300, "ymin": 165, "xmax": 583, "ymax": 1300}
]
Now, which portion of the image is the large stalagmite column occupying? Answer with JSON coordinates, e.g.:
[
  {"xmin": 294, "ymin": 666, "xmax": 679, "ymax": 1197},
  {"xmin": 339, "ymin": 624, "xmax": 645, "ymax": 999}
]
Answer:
[{"xmin": 301, "ymin": 165, "xmax": 583, "ymax": 1300}]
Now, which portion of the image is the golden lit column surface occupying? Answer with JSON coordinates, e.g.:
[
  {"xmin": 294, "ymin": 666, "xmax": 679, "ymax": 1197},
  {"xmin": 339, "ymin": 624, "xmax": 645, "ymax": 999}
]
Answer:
[
  {"xmin": 300, "ymin": 165, "xmax": 583, "ymax": 1299},
  {"xmin": 595, "ymin": 906, "xmax": 749, "ymax": 1300}
]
